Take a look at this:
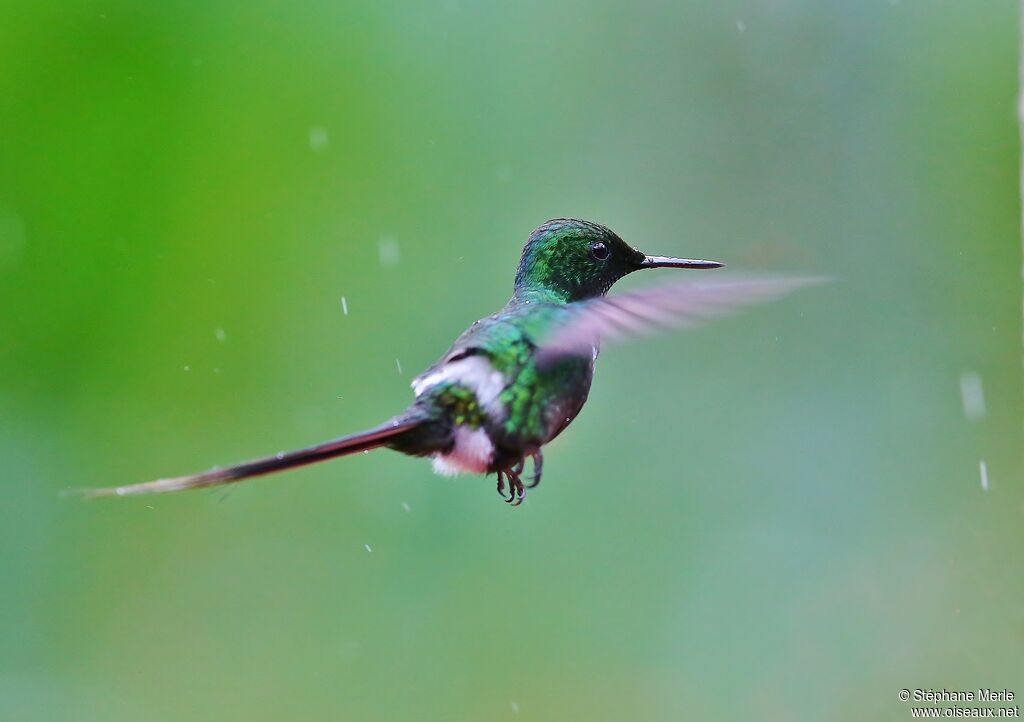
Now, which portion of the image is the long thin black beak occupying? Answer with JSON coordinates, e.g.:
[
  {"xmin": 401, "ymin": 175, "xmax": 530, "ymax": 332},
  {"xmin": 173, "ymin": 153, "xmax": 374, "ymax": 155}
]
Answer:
[{"xmin": 640, "ymin": 255, "xmax": 724, "ymax": 270}]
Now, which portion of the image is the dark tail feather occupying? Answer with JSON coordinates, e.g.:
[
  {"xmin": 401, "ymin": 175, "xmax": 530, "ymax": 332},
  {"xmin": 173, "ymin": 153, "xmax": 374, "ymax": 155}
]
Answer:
[{"xmin": 70, "ymin": 417, "xmax": 420, "ymax": 498}]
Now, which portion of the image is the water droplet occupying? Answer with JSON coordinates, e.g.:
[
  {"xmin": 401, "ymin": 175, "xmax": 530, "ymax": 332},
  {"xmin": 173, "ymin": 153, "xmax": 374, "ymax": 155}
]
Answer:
[
  {"xmin": 959, "ymin": 371, "xmax": 986, "ymax": 422},
  {"xmin": 183, "ymin": 365, "xmax": 191, "ymax": 372},
  {"xmin": 0, "ymin": 208, "xmax": 27, "ymax": 267},
  {"xmin": 378, "ymin": 236, "xmax": 400, "ymax": 267},
  {"xmin": 308, "ymin": 125, "xmax": 329, "ymax": 152},
  {"xmin": 275, "ymin": 451, "xmax": 285, "ymax": 460}
]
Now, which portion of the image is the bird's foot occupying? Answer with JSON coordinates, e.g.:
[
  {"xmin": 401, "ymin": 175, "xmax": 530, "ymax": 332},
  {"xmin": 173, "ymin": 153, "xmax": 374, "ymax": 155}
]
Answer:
[
  {"xmin": 496, "ymin": 468, "xmax": 525, "ymax": 506},
  {"xmin": 523, "ymin": 451, "xmax": 543, "ymax": 489}
]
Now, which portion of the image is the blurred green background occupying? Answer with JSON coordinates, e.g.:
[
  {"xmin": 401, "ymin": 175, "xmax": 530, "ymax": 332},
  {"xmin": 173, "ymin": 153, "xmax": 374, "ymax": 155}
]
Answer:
[{"xmin": 1, "ymin": 1, "xmax": 1021, "ymax": 720}]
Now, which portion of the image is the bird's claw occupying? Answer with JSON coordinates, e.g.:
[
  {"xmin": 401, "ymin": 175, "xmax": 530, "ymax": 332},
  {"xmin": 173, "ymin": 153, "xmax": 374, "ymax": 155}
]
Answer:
[
  {"xmin": 507, "ymin": 480, "xmax": 525, "ymax": 506},
  {"xmin": 496, "ymin": 468, "xmax": 526, "ymax": 506},
  {"xmin": 523, "ymin": 451, "xmax": 543, "ymax": 489},
  {"xmin": 495, "ymin": 453, "xmax": 543, "ymax": 505}
]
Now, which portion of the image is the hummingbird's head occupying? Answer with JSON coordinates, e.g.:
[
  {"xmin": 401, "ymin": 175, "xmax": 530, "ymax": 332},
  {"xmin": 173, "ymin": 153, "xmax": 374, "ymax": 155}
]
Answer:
[{"xmin": 513, "ymin": 218, "xmax": 723, "ymax": 303}]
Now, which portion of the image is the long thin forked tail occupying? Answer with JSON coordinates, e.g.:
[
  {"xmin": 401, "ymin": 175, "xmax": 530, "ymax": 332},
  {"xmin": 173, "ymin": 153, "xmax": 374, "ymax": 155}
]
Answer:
[{"xmin": 72, "ymin": 417, "xmax": 420, "ymax": 498}]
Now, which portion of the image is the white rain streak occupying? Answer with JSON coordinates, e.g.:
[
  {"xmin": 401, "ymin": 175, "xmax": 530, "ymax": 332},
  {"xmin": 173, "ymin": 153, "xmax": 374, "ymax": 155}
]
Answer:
[
  {"xmin": 214, "ymin": 327, "xmax": 226, "ymax": 342},
  {"xmin": 958, "ymin": 371, "xmax": 986, "ymax": 422},
  {"xmin": 401, "ymin": 501, "xmax": 411, "ymax": 512},
  {"xmin": 364, "ymin": 544, "xmax": 373, "ymax": 553},
  {"xmin": 378, "ymin": 236, "xmax": 400, "ymax": 267},
  {"xmin": 308, "ymin": 126, "xmax": 329, "ymax": 152},
  {"xmin": 736, "ymin": 19, "xmax": 746, "ymax": 32},
  {"xmin": 979, "ymin": 460, "xmax": 989, "ymax": 491},
  {"xmin": 395, "ymin": 358, "xmax": 403, "ymax": 374},
  {"xmin": 340, "ymin": 296, "xmax": 349, "ymax": 315}
]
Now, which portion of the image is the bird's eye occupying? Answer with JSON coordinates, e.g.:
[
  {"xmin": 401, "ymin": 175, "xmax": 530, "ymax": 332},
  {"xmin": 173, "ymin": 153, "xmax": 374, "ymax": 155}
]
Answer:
[{"xmin": 590, "ymin": 242, "xmax": 610, "ymax": 261}]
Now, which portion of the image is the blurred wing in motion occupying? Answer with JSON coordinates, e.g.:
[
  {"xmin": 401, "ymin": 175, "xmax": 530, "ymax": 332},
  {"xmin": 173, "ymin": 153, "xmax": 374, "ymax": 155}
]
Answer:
[{"xmin": 536, "ymin": 275, "xmax": 827, "ymax": 367}]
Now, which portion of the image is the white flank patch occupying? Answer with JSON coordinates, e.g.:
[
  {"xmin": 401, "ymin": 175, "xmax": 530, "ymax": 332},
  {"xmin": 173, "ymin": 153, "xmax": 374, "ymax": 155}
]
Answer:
[
  {"xmin": 432, "ymin": 426, "xmax": 494, "ymax": 476},
  {"xmin": 412, "ymin": 355, "xmax": 505, "ymax": 476},
  {"xmin": 411, "ymin": 355, "xmax": 507, "ymax": 416}
]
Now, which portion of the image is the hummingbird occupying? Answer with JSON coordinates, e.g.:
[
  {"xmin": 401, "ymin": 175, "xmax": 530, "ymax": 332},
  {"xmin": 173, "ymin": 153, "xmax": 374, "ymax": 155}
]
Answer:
[{"xmin": 81, "ymin": 218, "xmax": 818, "ymax": 505}]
